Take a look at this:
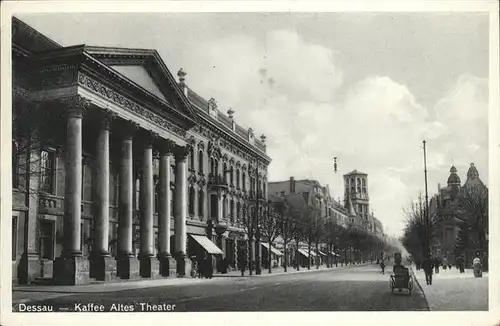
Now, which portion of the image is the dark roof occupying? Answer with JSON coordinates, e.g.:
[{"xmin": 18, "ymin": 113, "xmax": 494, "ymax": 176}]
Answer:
[{"xmin": 12, "ymin": 16, "xmax": 61, "ymax": 53}]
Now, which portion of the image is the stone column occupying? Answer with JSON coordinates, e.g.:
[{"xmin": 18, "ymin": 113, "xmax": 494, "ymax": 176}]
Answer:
[
  {"xmin": 54, "ymin": 96, "xmax": 90, "ymax": 285},
  {"xmin": 117, "ymin": 121, "xmax": 140, "ymax": 279},
  {"xmin": 18, "ymin": 102, "xmax": 42, "ymax": 284},
  {"xmin": 158, "ymin": 139, "xmax": 176, "ymax": 277},
  {"xmin": 174, "ymin": 146, "xmax": 190, "ymax": 276},
  {"xmin": 90, "ymin": 109, "xmax": 117, "ymax": 281},
  {"xmin": 139, "ymin": 131, "xmax": 159, "ymax": 278}
]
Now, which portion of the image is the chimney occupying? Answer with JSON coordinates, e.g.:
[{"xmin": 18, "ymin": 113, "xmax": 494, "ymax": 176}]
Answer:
[
  {"xmin": 290, "ymin": 176, "xmax": 295, "ymax": 193},
  {"xmin": 177, "ymin": 68, "xmax": 188, "ymax": 97}
]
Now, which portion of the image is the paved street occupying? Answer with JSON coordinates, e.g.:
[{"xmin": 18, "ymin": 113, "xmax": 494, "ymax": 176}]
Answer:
[{"xmin": 13, "ymin": 264, "xmax": 428, "ymax": 312}]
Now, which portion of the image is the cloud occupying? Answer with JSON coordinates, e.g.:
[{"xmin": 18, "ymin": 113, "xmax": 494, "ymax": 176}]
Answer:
[{"xmin": 180, "ymin": 29, "xmax": 488, "ymax": 237}]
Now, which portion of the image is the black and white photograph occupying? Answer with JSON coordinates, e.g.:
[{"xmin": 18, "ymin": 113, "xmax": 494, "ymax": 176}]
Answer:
[{"xmin": 1, "ymin": 1, "xmax": 499, "ymax": 325}]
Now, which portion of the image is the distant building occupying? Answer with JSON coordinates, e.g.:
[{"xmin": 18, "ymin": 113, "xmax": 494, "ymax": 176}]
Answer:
[{"xmin": 428, "ymin": 163, "xmax": 487, "ymax": 264}]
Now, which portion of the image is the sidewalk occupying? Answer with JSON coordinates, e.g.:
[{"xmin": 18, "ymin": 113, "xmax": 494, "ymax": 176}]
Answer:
[
  {"xmin": 12, "ymin": 262, "xmax": 369, "ymax": 304},
  {"xmin": 411, "ymin": 265, "xmax": 488, "ymax": 311}
]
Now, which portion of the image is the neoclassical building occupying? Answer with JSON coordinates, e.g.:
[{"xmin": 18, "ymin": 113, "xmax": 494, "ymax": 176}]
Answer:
[{"xmin": 11, "ymin": 17, "xmax": 270, "ymax": 285}]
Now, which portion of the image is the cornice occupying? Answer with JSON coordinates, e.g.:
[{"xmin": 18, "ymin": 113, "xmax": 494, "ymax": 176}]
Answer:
[
  {"xmin": 77, "ymin": 73, "xmax": 187, "ymax": 138},
  {"xmin": 191, "ymin": 117, "xmax": 271, "ymax": 166}
]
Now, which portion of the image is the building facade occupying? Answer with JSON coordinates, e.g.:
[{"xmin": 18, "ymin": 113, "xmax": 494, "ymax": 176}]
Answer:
[
  {"xmin": 11, "ymin": 17, "xmax": 271, "ymax": 285},
  {"xmin": 428, "ymin": 163, "xmax": 486, "ymax": 265}
]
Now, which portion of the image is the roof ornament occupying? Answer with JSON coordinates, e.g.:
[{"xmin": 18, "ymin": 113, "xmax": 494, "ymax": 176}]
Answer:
[
  {"xmin": 227, "ymin": 108, "xmax": 235, "ymax": 119},
  {"xmin": 177, "ymin": 68, "xmax": 187, "ymax": 84}
]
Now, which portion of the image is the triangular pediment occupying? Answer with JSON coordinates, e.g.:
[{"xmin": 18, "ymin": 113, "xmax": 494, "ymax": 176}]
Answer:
[
  {"xmin": 84, "ymin": 46, "xmax": 199, "ymax": 125},
  {"xmin": 111, "ymin": 65, "xmax": 168, "ymax": 102}
]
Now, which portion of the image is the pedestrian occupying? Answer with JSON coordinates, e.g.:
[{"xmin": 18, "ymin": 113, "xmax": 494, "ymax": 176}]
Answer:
[
  {"xmin": 238, "ymin": 250, "xmax": 246, "ymax": 276},
  {"xmin": 434, "ymin": 257, "xmax": 440, "ymax": 274},
  {"xmin": 422, "ymin": 256, "xmax": 434, "ymax": 285},
  {"xmin": 380, "ymin": 259, "xmax": 385, "ymax": 275},
  {"xmin": 473, "ymin": 253, "xmax": 483, "ymax": 278}
]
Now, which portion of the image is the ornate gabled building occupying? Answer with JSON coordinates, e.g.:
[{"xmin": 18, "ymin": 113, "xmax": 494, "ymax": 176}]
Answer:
[
  {"xmin": 428, "ymin": 163, "xmax": 487, "ymax": 264},
  {"xmin": 11, "ymin": 17, "xmax": 270, "ymax": 285}
]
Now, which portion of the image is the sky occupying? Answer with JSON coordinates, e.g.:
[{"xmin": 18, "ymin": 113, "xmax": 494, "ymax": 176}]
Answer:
[{"xmin": 17, "ymin": 12, "xmax": 489, "ymax": 236}]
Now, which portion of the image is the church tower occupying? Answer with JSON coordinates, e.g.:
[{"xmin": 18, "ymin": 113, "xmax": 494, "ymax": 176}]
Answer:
[{"xmin": 343, "ymin": 170, "xmax": 369, "ymax": 229}]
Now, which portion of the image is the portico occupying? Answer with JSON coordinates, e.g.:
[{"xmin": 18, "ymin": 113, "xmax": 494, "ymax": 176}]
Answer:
[{"xmin": 12, "ymin": 18, "xmax": 271, "ymax": 285}]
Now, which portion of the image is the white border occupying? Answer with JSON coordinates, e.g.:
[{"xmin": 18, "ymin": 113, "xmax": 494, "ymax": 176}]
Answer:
[{"xmin": 1, "ymin": 2, "xmax": 499, "ymax": 326}]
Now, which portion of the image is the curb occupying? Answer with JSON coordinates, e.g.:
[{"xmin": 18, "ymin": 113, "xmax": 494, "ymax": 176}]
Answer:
[
  {"xmin": 12, "ymin": 263, "xmax": 373, "ymax": 305},
  {"xmin": 409, "ymin": 266, "xmax": 430, "ymax": 311}
]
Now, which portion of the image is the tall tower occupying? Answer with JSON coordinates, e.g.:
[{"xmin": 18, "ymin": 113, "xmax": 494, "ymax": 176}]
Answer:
[
  {"xmin": 343, "ymin": 170, "xmax": 370, "ymax": 228},
  {"xmin": 447, "ymin": 165, "xmax": 461, "ymax": 201}
]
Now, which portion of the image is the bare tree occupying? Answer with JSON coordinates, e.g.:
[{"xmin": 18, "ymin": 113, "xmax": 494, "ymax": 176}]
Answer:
[
  {"xmin": 260, "ymin": 197, "xmax": 282, "ymax": 273},
  {"xmin": 454, "ymin": 184, "xmax": 488, "ymax": 254},
  {"xmin": 240, "ymin": 204, "xmax": 256, "ymax": 275}
]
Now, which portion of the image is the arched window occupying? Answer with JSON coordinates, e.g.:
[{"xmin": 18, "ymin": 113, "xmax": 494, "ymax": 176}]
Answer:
[
  {"xmin": 236, "ymin": 169, "xmax": 240, "ymax": 188},
  {"xmin": 198, "ymin": 190, "xmax": 204, "ymax": 218},
  {"xmin": 230, "ymin": 166, "xmax": 234, "ymax": 185},
  {"xmin": 242, "ymin": 172, "xmax": 246, "ymax": 190},
  {"xmin": 188, "ymin": 187, "xmax": 195, "ymax": 216},
  {"xmin": 237, "ymin": 202, "xmax": 241, "ymax": 220},
  {"xmin": 198, "ymin": 150, "xmax": 204, "ymax": 173}
]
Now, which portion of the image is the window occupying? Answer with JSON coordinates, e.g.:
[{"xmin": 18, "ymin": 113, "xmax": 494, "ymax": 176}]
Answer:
[
  {"xmin": 12, "ymin": 141, "xmax": 19, "ymax": 188},
  {"xmin": 280, "ymin": 191, "xmax": 285, "ymax": 197},
  {"xmin": 230, "ymin": 166, "xmax": 234, "ymax": 185},
  {"xmin": 362, "ymin": 179, "xmax": 366, "ymax": 187},
  {"xmin": 170, "ymin": 188, "xmax": 175, "ymax": 216},
  {"xmin": 357, "ymin": 186, "xmax": 361, "ymax": 193},
  {"xmin": 223, "ymin": 196, "xmax": 228, "ymax": 219},
  {"xmin": 198, "ymin": 151, "xmax": 204, "ymax": 173},
  {"xmin": 230, "ymin": 200, "xmax": 235, "ymax": 221},
  {"xmin": 237, "ymin": 202, "xmax": 241, "ymax": 220},
  {"xmin": 12, "ymin": 216, "xmax": 18, "ymax": 261},
  {"xmin": 189, "ymin": 147, "xmax": 195, "ymax": 170},
  {"xmin": 188, "ymin": 187, "xmax": 195, "ymax": 215},
  {"xmin": 223, "ymin": 163, "xmax": 228, "ymax": 182},
  {"xmin": 82, "ymin": 159, "xmax": 92, "ymax": 201},
  {"xmin": 39, "ymin": 220, "xmax": 55, "ymax": 260},
  {"xmin": 210, "ymin": 194, "xmax": 218, "ymax": 219},
  {"xmin": 40, "ymin": 150, "xmax": 56, "ymax": 193},
  {"xmin": 198, "ymin": 190, "xmax": 204, "ymax": 218},
  {"xmin": 242, "ymin": 173, "xmax": 246, "ymax": 190},
  {"xmin": 236, "ymin": 169, "xmax": 240, "ymax": 188},
  {"xmin": 303, "ymin": 192, "xmax": 309, "ymax": 203}
]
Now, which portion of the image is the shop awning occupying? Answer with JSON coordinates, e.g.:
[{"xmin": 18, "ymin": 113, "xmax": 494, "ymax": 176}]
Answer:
[
  {"xmin": 298, "ymin": 248, "xmax": 317, "ymax": 257},
  {"xmin": 261, "ymin": 243, "xmax": 284, "ymax": 256},
  {"xmin": 297, "ymin": 249, "xmax": 309, "ymax": 257},
  {"xmin": 190, "ymin": 235, "xmax": 223, "ymax": 255}
]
